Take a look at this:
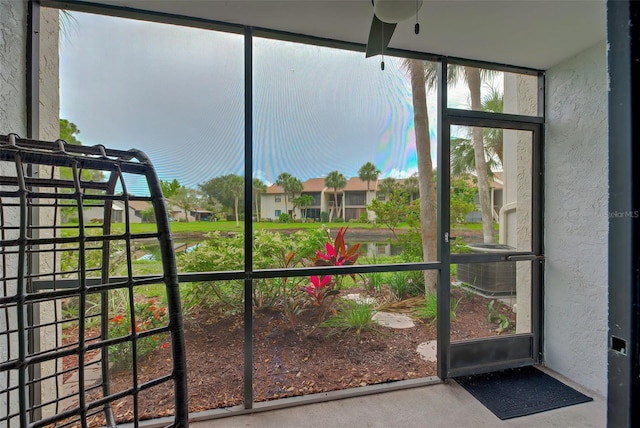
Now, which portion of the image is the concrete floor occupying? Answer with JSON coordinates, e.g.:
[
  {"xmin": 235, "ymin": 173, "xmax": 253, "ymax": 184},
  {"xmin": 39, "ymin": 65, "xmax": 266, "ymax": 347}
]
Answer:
[{"xmin": 190, "ymin": 370, "xmax": 606, "ymax": 428}]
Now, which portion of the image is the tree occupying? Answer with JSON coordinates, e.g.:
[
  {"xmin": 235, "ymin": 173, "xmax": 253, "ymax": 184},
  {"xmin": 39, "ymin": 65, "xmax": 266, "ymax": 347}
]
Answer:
[
  {"xmin": 357, "ymin": 162, "xmax": 380, "ymax": 192},
  {"xmin": 199, "ymin": 175, "xmax": 244, "ymax": 215},
  {"xmin": 325, "ymin": 170, "xmax": 347, "ymax": 221},
  {"xmin": 450, "ymin": 88, "xmax": 504, "ymax": 176},
  {"xmin": 378, "ymin": 177, "xmax": 399, "ymax": 196},
  {"xmin": 223, "ymin": 174, "xmax": 244, "ymax": 227},
  {"xmin": 275, "ymin": 173, "xmax": 303, "ymax": 217},
  {"xmin": 287, "ymin": 178, "xmax": 303, "ymax": 218},
  {"xmin": 421, "ymin": 64, "xmax": 498, "ymax": 244},
  {"xmin": 160, "ymin": 179, "xmax": 181, "ymax": 199},
  {"xmin": 59, "ymin": 119, "xmax": 82, "ymax": 145},
  {"xmin": 407, "ymin": 59, "xmax": 438, "ymax": 292},
  {"xmin": 59, "ymin": 118, "xmax": 103, "ymax": 182},
  {"xmin": 140, "ymin": 206, "xmax": 155, "ymax": 223},
  {"xmin": 275, "ymin": 173, "xmax": 292, "ymax": 214},
  {"xmin": 367, "ymin": 188, "xmax": 410, "ymax": 239},
  {"xmin": 252, "ymin": 178, "xmax": 267, "ymax": 221},
  {"xmin": 294, "ymin": 194, "xmax": 314, "ymax": 219},
  {"xmin": 170, "ymin": 187, "xmax": 201, "ymax": 223},
  {"xmin": 404, "ymin": 174, "xmax": 420, "ymax": 202},
  {"xmin": 450, "ymin": 176, "xmax": 477, "ymax": 224}
]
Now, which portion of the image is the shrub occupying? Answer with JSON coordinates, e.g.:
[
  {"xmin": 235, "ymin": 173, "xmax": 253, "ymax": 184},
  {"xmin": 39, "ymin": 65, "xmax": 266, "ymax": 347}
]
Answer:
[
  {"xmin": 363, "ymin": 272, "xmax": 384, "ymax": 294},
  {"xmin": 414, "ymin": 292, "xmax": 460, "ymax": 323},
  {"xmin": 320, "ymin": 300, "xmax": 377, "ymax": 336},
  {"xmin": 108, "ymin": 299, "xmax": 168, "ymax": 371},
  {"xmin": 320, "ymin": 211, "xmax": 330, "ymax": 222},
  {"xmin": 278, "ymin": 213, "xmax": 291, "ymax": 223},
  {"xmin": 388, "ymin": 271, "xmax": 421, "ymax": 300},
  {"xmin": 333, "ymin": 217, "xmax": 344, "ymax": 223}
]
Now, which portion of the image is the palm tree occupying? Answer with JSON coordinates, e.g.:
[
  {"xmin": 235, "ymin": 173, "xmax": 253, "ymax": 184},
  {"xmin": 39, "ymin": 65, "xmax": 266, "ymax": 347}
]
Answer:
[
  {"xmin": 225, "ymin": 175, "xmax": 244, "ymax": 227},
  {"xmin": 294, "ymin": 194, "xmax": 314, "ymax": 220},
  {"xmin": 276, "ymin": 173, "xmax": 303, "ymax": 218},
  {"xmin": 252, "ymin": 178, "xmax": 267, "ymax": 221},
  {"xmin": 378, "ymin": 177, "xmax": 399, "ymax": 196},
  {"xmin": 422, "ymin": 63, "xmax": 498, "ymax": 244},
  {"xmin": 325, "ymin": 170, "xmax": 347, "ymax": 221},
  {"xmin": 407, "ymin": 59, "xmax": 438, "ymax": 292},
  {"xmin": 287, "ymin": 178, "xmax": 304, "ymax": 218},
  {"xmin": 275, "ymin": 172, "xmax": 293, "ymax": 214},
  {"xmin": 404, "ymin": 174, "xmax": 420, "ymax": 202},
  {"xmin": 358, "ymin": 162, "xmax": 381, "ymax": 192}
]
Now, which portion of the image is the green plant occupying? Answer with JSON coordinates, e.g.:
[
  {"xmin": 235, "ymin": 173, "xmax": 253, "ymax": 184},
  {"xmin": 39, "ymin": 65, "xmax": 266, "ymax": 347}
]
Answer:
[
  {"xmin": 108, "ymin": 299, "xmax": 168, "ymax": 371},
  {"xmin": 320, "ymin": 211, "xmax": 330, "ymax": 222},
  {"xmin": 282, "ymin": 287, "xmax": 308, "ymax": 330},
  {"xmin": 278, "ymin": 212, "xmax": 291, "ymax": 223},
  {"xmin": 387, "ymin": 271, "xmax": 421, "ymax": 300},
  {"xmin": 320, "ymin": 300, "xmax": 377, "ymax": 336},
  {"xmin": 364, "ymin": 271, "xmax": 384, "ymax": 294},
  {"xmin": 313, "ymin": 226, "xmax": 362, "ymax": 288},
  {"xmin": 414, "ymin": 292, "xmax": 460, "ymax": 323},
  {"xmin": 487, "ymin": 299, "xmax": 510, "ymax": 332},
  {"xmin": 450, "ymin": 237, "xmax": 472, "ymax": 254},
  {"xmin": 301, "ymin": 275, "xmax": 339, "ymax": 322}
]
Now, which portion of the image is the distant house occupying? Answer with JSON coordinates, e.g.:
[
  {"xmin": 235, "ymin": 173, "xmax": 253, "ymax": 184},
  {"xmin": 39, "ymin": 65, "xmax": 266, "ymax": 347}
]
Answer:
[
  {"xmin": 299, "ymin": 178, "xmax": 324, "ymax": 221},
  {"xmin": 82, "ymin": 200, "xmax": 144, "ymax": 223},
  {"xmin": 190, "ymin": 209, "xmax": 213, "ymax": 222},
  {"xmin": 463, "ymin": 172, "xmax": 504, "ymax": 223},
  {"xmin": 342, "ymin": 177, "xmax": 377, "ymax": 222},
  {"xmin": 260, "ymin": 176, "xmax": 380, "ymax": 222},
  {"xmin": 128, "ymin": 200, "xmax": 153, "ymax": 222},
  {"xmin": 262, "ymin": 179, "xmax": 327, "ymax": 221}
]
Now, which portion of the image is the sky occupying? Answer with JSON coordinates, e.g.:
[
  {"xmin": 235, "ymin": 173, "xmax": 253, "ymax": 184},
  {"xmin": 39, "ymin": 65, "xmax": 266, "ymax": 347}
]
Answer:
[{"xmin": 60, "ymin": 11, "xmax": 447, "ymax": 194}]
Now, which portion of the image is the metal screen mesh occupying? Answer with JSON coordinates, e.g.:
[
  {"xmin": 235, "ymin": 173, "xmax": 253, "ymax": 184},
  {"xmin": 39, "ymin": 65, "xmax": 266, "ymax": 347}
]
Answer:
[{"xmin": 0, "ymin": 134, "xmax": 187, "ymax": 427}]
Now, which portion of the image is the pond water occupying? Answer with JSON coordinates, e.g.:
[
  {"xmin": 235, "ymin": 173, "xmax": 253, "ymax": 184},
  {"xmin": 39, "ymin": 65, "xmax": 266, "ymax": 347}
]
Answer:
[{"xmin": 133, "ymin": 232, "xmax": 402, "ymax": 261}]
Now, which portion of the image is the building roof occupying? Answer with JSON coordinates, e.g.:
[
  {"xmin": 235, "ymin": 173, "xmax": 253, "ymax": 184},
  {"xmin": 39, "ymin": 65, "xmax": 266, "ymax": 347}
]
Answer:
[
  {"xmin": 128, "ymin": 200, "xmax": 152, "ymax": 211},
  {"xmin": 266, "ymin": 184, "xmax": 285, "ymax": 194},
  {"xmin": 266, "ymin": 178, "xmax": 328, "ymax": 194},
  {"xmin": 302, "ymin": 178, "xmax": 325, "ymax": 192},
  {"xmin": 344, "ymin": 177, "xmax": 375, "ymax": 191},
  {"xmin": 491, "ymin": 171, "xmax": 504, "ymax": 190}
]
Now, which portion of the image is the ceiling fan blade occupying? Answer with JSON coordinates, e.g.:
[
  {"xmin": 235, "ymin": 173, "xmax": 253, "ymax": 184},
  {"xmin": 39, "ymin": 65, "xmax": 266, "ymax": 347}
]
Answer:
[{"xmin": 365, "ymin": 14, "xmax": 397, "ymax": 58}]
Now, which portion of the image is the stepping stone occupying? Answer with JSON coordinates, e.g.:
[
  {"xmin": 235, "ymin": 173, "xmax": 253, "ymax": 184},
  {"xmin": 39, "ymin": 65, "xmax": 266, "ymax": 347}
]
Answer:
[
  {"xmin": 417, "ymin": 340, "xmax": 437, "ymax": 362},
  {"xmin": 372, "ymin": 311, "xmax": 415, "ymax": 329}
]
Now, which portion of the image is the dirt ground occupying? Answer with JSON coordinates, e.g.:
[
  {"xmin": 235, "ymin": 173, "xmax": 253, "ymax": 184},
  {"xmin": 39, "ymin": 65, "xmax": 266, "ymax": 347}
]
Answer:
[{"xmin": 75, "ymin": 287, "xmax": 515, "ymax": 425}]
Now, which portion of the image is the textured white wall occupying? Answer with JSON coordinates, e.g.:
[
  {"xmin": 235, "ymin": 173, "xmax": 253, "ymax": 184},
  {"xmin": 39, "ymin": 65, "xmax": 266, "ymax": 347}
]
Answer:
[
  {"xmin": 1, "ymin": 2, "xmax": 60, "ymax": 420},
  {"xmin": 545, "ymin": 41, "xmax": 608, "ymax": 396},
  {"xmin": 0, "ymin": 0, "xmax": 27, "ymax": 136},
  {"xmin": 1, "ymin": 1, "xmax": 27, "ymax": 422}
]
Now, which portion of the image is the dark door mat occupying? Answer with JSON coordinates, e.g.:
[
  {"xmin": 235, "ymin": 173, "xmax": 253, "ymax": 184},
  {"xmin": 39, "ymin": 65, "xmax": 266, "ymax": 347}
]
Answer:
[{"xmin": 454, "ymin": 366, "xmax": 593, "ymax": 420}]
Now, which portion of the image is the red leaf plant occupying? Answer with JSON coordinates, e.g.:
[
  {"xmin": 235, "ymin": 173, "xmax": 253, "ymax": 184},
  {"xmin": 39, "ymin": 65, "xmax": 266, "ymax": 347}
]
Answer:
[
  {"xmin": 314, "ymin": 226, "xmax": 362, "ymax": 268},
  {"xmin": 301, "ymin": 275, "xmax": 339, "ymax": 322}
]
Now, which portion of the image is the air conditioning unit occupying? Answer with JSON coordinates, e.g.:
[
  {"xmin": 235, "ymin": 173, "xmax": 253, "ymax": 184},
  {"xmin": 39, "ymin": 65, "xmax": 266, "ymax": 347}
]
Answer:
[{"xmin": 457, "ymin": 244, "xmax": 516, "ymax": 297}]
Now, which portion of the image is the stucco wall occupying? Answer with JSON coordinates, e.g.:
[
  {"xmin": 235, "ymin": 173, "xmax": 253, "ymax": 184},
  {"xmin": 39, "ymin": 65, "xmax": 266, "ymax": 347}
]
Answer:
[
  {"xmin": 1, "ymin": 0, "xmax": 27, "ymax": 422},
  {"xmin": 1, "ymin": 2, "xmax": 60, "ymax": 421},
  {"xmin": 1, "ymin": 0, "xmax": 27, "ymax": 136},
  {"xmin": 544, "ymin": 41, "xmax": 608, "ymax": 396}
]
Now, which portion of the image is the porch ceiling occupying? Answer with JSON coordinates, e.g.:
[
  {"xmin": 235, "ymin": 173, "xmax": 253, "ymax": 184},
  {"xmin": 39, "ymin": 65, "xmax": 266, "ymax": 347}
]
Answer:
[{"xmin": 77, "ymin": 0, "xmax": 605, "ymax": 70}]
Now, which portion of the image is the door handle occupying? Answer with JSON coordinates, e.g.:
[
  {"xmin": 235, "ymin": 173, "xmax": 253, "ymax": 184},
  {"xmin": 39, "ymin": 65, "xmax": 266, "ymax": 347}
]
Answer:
[{"xmin": 505, "ymin": 254, "xmax": 545, "ymax": 262}]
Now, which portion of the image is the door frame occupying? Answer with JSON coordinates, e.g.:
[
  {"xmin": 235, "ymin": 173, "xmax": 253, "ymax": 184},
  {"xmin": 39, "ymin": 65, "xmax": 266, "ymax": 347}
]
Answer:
[{"xmin": 437, "ymin": 77, "xmax": 545, "ymax": 379}]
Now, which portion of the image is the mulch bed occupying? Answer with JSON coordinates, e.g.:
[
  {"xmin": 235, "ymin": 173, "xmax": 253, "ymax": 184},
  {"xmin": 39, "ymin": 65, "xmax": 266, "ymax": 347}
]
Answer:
[{"xmin": 68, "ymin": 287, "xmax": 515, "ymax": 426}]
